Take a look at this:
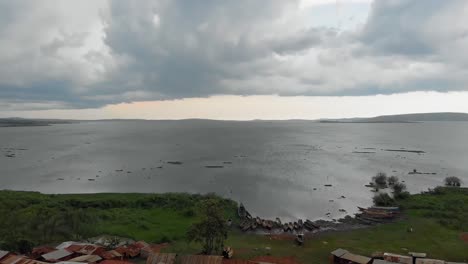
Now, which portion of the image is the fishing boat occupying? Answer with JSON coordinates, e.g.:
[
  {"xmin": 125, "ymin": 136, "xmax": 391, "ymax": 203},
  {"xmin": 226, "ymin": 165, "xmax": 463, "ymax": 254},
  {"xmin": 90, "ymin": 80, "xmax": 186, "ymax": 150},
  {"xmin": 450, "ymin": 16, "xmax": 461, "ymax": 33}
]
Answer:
[
  {"xmin": 275, "ymin": 217, "xmax": 282, "ymax": 226},
  {"xmin": 238, "ymin": 203, "xmax": 247, "ymax": 219},
  {"xmin": 298, "ymin": 219, "xmax": 303, "ymax": 228},
  {"xmin": 251, "ymin": 222, "xmax": 257, "ymax": 230},
  {"xmin": 288, "ymin": 222, "xmax": 294, "ymax": 231},
  {"xmin": 283, "ymin": 223, "xmax": 289, "ymax": 232}
]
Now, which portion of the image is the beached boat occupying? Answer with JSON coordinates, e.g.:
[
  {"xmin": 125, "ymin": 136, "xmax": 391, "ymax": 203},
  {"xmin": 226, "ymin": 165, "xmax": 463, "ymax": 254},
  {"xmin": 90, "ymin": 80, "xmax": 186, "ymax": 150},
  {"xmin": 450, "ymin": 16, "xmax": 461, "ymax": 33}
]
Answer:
[
  {"xmin": 298, "ymin": 219, "xmax": 303, "ymax": 228},
  {"xmin": 238, "ymin": 203, "xmax": 247, "ymax": 218},
  {"xmin": 275, "ymin": 217, "xmax": 282, "ymax": 226},
  {"xmin": 283, "ymin": 223, "xmax": 289, "ymax": 232},
  {"xmin": 288, "ymin": 222, "xmax": 294, "ymax": 231}
]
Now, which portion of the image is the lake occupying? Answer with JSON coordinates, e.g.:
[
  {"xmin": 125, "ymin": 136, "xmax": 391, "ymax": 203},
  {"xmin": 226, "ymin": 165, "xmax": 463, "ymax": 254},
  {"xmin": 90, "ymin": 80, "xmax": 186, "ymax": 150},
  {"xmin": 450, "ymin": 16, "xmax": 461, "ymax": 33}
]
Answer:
[{"xmin": 1, "ymin": 120, "xmax": 467, "ymax": 221}]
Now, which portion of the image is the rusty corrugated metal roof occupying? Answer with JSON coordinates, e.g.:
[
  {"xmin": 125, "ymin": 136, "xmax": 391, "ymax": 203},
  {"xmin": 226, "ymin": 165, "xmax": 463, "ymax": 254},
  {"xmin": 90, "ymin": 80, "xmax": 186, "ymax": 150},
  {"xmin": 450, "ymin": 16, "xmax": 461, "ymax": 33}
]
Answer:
[
  {"xmin": 146, "ymin": 253, "xmax": 176, "ymax": 264},
  {"xmin": 1, "ymin": 256, "xmax": 48, "ymax": 264},
  {"xmin": 178, "ymin": 255, "xmax": 223, "ymax": 264},
  {"xmin": 65, "ymin": 245, "xmax": 84, "ymax": 253},
  {"xmin": 68, "ymin": 254, "xmax": 102, "ymax": 263},
  {"xmin": 100, "ymin": 260, "xmax": 134, "ymax": 264},
  {"xmin": 115, "ymin": 246, "xmax": 139, "ymax": 258},
  {"xmin": 99, "ymin": 251, "xmax": 122, "ymax": 260}
]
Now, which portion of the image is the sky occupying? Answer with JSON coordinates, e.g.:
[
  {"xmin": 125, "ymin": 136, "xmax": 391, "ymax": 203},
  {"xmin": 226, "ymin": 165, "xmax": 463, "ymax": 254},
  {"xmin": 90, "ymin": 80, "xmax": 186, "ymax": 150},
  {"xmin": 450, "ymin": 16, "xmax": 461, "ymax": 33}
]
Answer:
[{"xmin": 1, "ymin": 0, "xmax": 468, "ymax": 120}]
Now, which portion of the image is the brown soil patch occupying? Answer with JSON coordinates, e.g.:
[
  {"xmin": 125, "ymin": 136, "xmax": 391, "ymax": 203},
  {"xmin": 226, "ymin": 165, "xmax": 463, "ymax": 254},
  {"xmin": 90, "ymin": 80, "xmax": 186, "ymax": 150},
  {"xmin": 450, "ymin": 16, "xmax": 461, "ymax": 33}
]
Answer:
[
  {"xmin": 250, "ymin": 256, "xmax": 302, "ymax": 264},
  {"xmin": 460, "ymin": 232, "xmax": 468, "ymax": 243}
]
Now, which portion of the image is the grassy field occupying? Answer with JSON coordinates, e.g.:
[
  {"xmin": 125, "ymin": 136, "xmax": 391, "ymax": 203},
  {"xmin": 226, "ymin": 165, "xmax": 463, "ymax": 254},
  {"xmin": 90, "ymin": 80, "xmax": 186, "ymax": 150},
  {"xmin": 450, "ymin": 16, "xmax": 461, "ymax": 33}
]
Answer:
[
  {"xmin": 0, "ymin": 188, "xmax": 467, "ymax": 263},
  {"xmin": 165, "ymin": 187, "xmax": 468, "ymax": 263}
]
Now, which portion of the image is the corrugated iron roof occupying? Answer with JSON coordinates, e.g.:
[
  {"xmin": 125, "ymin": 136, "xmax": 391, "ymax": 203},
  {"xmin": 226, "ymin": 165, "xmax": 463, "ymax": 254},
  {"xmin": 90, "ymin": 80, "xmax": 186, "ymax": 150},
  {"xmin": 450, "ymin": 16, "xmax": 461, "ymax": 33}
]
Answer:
[
  {"xmin": 340, "ymin": 252, "xmax": 371, "ymax": 264},
  {"xmin": 0, "ymin": 252, "xmax": 10, "ymax": 261},
  {"xmin": 115, "ymin": 246, "xmax": 139, "ymax": 258},
  {"xmin": 65, "ymin": 245, "xmax": 84, "ymax": 253},
  {"xmin": 1, "ymin": 255, "xmax": 24, "ymax": 264},
  {"xmin": 1, "ymin": 256, "xmax": 48, "ymax": 264},
  {"xmin": 249, "ymin": 256, "xmax": 302, "ymax": 264},
  {"xmin": 146, "ymin": 253, "xmax": 176, "ymax": 264},
  {"xmin": 133, "ymin": 241, "xmax": 150, "ymax": 249},
  {"xmin": 100, "ymin": 260, "xmax": 134, "ymax": 264},
  {"xmin": 373, "ymin": 260, "xmax": 395, "ymax": 264},
  {"xmin": 68, "ymin": 254, "xmax": 102, "ymax": 263},
  {"xmin": 42, "ymin": 249, "xmax": 73, "ymax": 261},
  {"xmin": 331, "ymin": 248, "xmax": 349, "ymax": 257},
  {"xmin": 77, "ymin": 245, "xmax": 103, "ymax": 255},
  {"xmin": 99, "ymin": 251, "xmax": 122, "ymax": 260},
  {"xmin": 178, "ymin": 255, "xmax": 223, "ymax": 264},
  {"xmin": 415, "ymin": 259, "xmax": 445, "ymax": 264},
  {"xmin": 56, "ymin": 242, "xmax": 79, "ymax": 250},
  {"xmin": 383, "ymin": 253, "xmax": 412, "ymax": 264}
]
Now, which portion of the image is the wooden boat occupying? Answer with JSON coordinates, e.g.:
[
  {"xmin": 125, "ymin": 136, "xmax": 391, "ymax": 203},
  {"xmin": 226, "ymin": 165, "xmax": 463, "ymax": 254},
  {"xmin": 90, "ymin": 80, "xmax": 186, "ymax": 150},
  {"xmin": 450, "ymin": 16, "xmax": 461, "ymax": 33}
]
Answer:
[
  {"xmin": 241, "ymin": 222, "xmax": 251, "ymax": 231},
  {"xmin": 305, "ymin": 220, "xmax": 319, "ymax": 229},
  {"xmin": 255, "ymin": 217, "xmax": 262, "ymax": 225},
  {"xmin": 283, "ymin": 223, "xmax": 289, "ymax": 232},
  {"xmin": 275, "ymin": 217, "xmax": 282, "ymax": 226},
  {"xmin": 251, "ymin": 222, "xmax": 257, "ymax": 230},
  {"xmin": 288, "ymin": 222, "xmax": 294, "ymax": 231},
  {"xmin": 298, "ymin": 219, "xmax": 303, "ymax": 228},
  {"xmin": 293, "ymin": 222, "xmax": 299, "ymax": 230},
  {"xmin": 238, "ymin": 203, "xmax": 247, "ymax": 218},
  {"xmin": 265, "ymin": 220, "xmax": 273, "ymax": 230},
  {"xmin": 295, "ymin": 234, "xmax": 304, "ymax": 246}
]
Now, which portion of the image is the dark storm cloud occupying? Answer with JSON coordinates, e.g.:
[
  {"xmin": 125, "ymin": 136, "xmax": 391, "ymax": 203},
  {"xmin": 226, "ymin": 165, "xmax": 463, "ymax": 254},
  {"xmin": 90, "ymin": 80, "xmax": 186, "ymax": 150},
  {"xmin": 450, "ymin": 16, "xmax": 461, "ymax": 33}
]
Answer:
[{"xmin": 1, "ymin": 0, "xmax": 468, "ymax": 110}]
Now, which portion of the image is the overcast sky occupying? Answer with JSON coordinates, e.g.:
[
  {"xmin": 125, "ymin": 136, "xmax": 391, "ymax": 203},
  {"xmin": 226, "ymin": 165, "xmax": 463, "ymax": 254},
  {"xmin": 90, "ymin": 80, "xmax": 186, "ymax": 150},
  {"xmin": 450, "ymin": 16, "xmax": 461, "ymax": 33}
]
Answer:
[{"xmin": 1, "ymin": 0, "xmax": 468, "ymax": 120}]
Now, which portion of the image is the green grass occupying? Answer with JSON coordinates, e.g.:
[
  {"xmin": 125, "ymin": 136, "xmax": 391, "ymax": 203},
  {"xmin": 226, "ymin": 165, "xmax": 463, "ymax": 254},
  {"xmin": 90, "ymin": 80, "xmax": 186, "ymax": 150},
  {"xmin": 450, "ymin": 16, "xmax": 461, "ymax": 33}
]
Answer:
[
  {"xmin": 1, "ymin": 188, "xmax": 467, "ymax": 263},
  {"xmin": 164, "ymin": 187, "xmax": 468, "ymax": 263}
]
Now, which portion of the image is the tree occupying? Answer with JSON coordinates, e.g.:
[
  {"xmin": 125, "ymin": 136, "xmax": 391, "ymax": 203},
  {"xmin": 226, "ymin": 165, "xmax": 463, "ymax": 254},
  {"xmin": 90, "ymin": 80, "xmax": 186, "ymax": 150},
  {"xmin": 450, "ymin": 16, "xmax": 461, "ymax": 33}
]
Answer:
[
  {"xmin": 187, "ymin": 200, "xmax": 228, "ymax": 255},
  {"xmin": 392, "ymin": 182, "xmax": 407, "ymax": 194},
  {"xmin": 372, "ymin": 172, "xmax": 388, "ymax": 188},
  {"xmin": 444, "ymin": 176, "xmax": 462, "ymax": 187},
  {"xmin": 373, "ymin": 193, "xmax": 395, "ymax": 206},
  {"xmin": 388, "ymin": 176, "xmax": 399, "ymax": 186}
]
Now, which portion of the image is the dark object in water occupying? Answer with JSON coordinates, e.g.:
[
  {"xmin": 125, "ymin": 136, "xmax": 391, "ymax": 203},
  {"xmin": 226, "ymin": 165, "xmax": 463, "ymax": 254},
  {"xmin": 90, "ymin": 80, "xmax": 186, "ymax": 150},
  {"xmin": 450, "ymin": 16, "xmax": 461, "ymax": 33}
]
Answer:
[
  {"xmin": 408, "ymin": 169, "xmax": 436, "ymax": 175},
  {"xmin": 57, "ymin": 178, "xmax": 64, "ymax": 181},
  {"xmin": 384, "ymin": 149, "xmax": 425, "ymax": 154},
  {"xmin": 116, "ymin": 169, "xmax": 123, "ymax": 172},
  {"xmin": 167, "ymin": 161, "xmax": 183, "ymax": 165},
  {"xmin": 324, "ymin": 184, "xmax": 332, "ymax": 187},
  {"xmin": 223, "ymin": 161, "xmax": 232, "ymax": 164},
  {"xmin": 205, "ymin": 165, "xmax": 224, "ymax": 168},
  {"xmin": 88, "ymin": 179, "xmax": 95, "ymax": 181},
  {"xmin": 352, "ymin": 151, "xmax": 376, "ymax": 154},
  {"xmin": 157, "ymin": 166, "xmax": 163, "ymax": 169}
]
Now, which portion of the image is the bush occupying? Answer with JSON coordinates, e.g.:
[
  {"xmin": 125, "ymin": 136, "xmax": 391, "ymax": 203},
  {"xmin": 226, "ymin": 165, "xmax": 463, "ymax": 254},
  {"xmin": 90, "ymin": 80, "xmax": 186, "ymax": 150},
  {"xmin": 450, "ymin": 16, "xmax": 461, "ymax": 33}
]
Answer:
[
  {"xmin": 392, "ymin": 182, "xmax": 407, "ymax": 194},
  {"xmin": 394, "ymin": 191, "xmax": 410, "ymax": 200},
  {"xmin": 372, "ymin": 172, "xmax": 388, "ymax": 188},
  {"xmin": 388, "ymin": 176, "xmax": 399, "ymax": 185},
  {"xmin": 444, "ymin": 176, "xmax": 462, "ymax": 187},
  {"xmin": 373, "ymin": 193, "xmax": 395, "ymax": 206}
]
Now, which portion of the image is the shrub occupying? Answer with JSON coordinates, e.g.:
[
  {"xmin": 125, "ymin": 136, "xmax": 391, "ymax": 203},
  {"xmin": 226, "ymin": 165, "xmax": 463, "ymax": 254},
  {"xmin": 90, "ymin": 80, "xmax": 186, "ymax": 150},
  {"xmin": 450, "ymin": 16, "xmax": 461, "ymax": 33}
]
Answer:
[
  {"xmin": 392, "ymin": 182, "xmax": 407, "ymax": 194},
  {"xmin": 388, "ymin": 176, "xmax": 399, "ymax": 185},
  {"xmin": 394, "ymin": 191, "xmax": 410, "ymax": 200},
  {"xmin": 372, "ymin": 172, "xmax": 388, "ymax": 188},
  {"xmin": 373, "ymin": 193, "xmax": 395, "ymax": 206},
  {"xmin": 444, "ymin": 176, "xmax": 462, "ymax": 187}
]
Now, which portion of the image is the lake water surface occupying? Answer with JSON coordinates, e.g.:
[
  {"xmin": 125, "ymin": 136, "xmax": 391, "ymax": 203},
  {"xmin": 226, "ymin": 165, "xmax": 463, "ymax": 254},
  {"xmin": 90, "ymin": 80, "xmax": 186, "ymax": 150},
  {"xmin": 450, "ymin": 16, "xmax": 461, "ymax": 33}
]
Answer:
[{"xmin": 1, "ymin": 120, "xmax": 467, "ymax": 221}]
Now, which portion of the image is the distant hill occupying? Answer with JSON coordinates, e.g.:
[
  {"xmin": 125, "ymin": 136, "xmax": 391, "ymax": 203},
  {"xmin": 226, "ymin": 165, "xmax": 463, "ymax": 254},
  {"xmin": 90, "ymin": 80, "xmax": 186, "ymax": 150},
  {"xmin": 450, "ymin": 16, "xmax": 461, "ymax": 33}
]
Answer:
[
  {"xmin": 320, "ymin": 112, "xmax": 468, "ymax": 123},
  {"xmin": 0, "ymin": 118, "xmax": 75, "ymax": 127}
]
